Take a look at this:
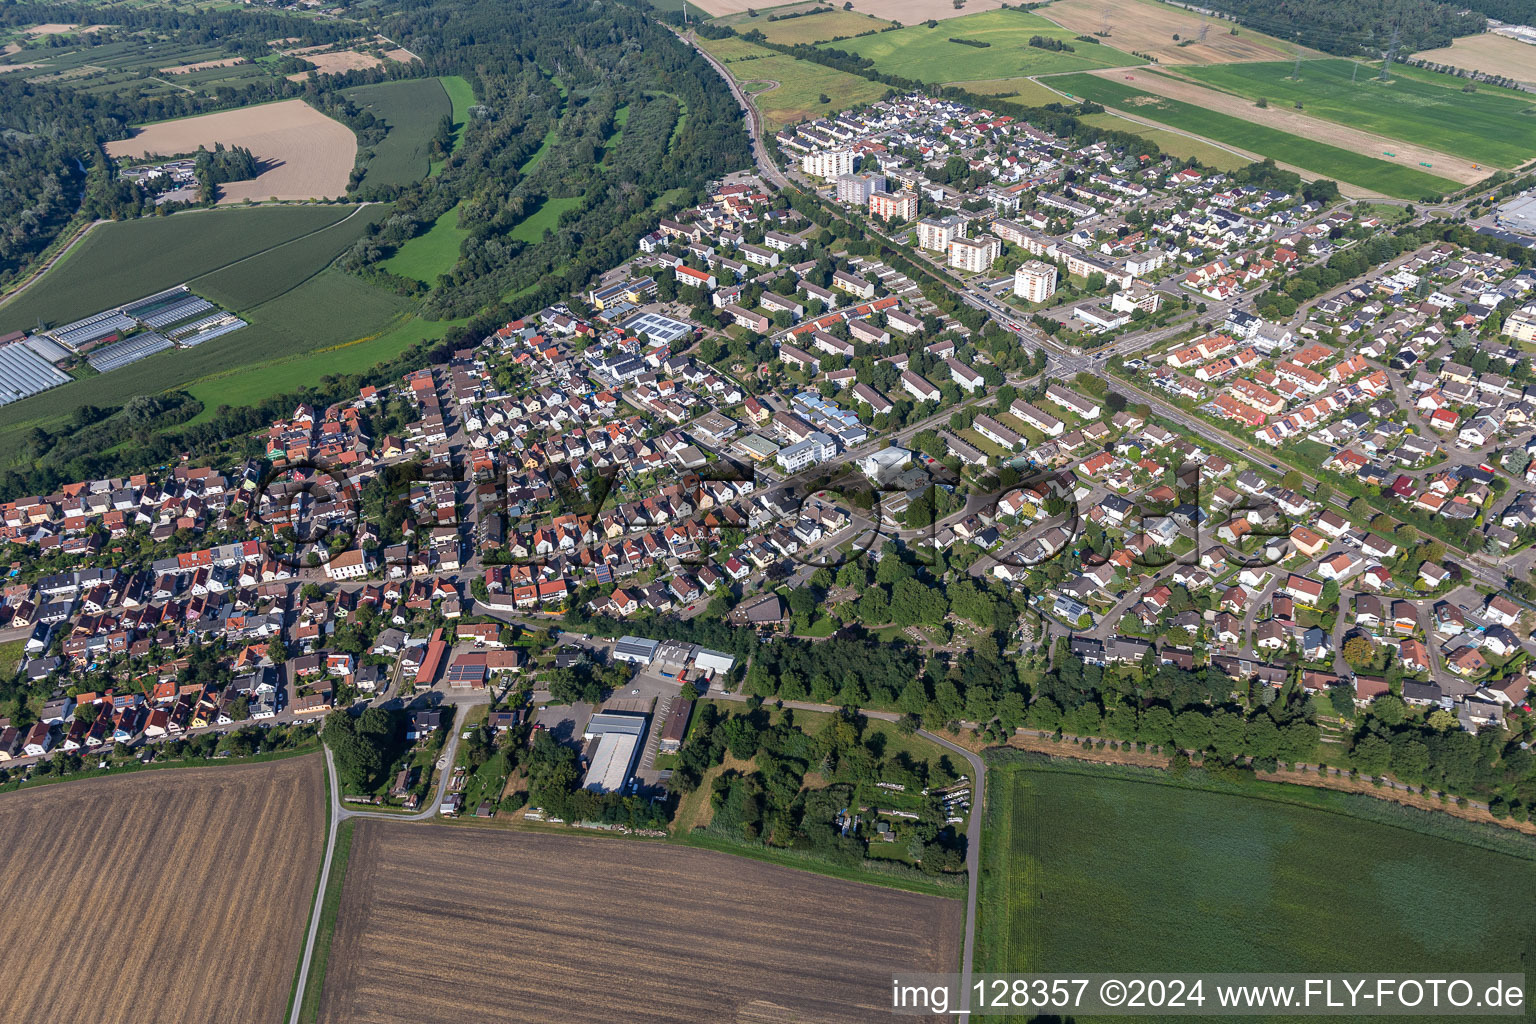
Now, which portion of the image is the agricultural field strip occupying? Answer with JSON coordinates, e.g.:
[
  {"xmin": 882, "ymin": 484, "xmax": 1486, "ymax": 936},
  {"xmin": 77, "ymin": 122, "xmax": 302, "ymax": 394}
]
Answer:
[
  {"xmin": 0, "ymin": 757, "xmax": 325, "ymax": 1024},
  {"xmin": 1175, "ymin": 59, "xmax": 1536, "ymax": 170},
  {"xmin": 979, "ymin": 762, "xmax": 1536, "ymax": 1007},
  {"xmin": 0, "ymin": 204, "xmax": 359, "ymax": 334},
  {"xmin": 104, "ymin": 100, "xmax": 356, "ymax": 204},
  {"xmin": 1043, "ymin": 72, "xmax": 1462, "ymax": 198},
  {"xmin": 1097, "ymin": 67, "xmax": 1488, "ymax": 184},
  {"xmin": 820, "ymin": 9, "xmax": 1140, "ymax": 83},
  {"xmin": 317, "ymin": 821, "xmax": 963, "ymax": 1024},
  {"xmin": 1029, "ymin": 0, "xmax": 1298, "ymax": 65}
]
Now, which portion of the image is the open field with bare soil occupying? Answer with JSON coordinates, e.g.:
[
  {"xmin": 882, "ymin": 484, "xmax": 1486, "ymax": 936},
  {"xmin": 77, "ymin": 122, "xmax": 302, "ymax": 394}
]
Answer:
[
  {"xmin": 287, "ymin": 49, "xmax": 388, "ymax": 79},
  {"xmin": 106, "ymin": 99, "xmax": 356, "ymax": 203},
  {"xmin": 1415, "ymin": 32, "xmax": 1536, "ymax": 87},
  {"xmin": 160, "ymin": 57, "xmax": 246, "ymax": 74},
  {"xmin": 0, "ymin": 755, "xmax": 325, "ymax": 1024},
  {"xmin": 1034, "ymin": 0, "xmax": 1297, "ymax": 64},
  {"xmin": 318, "ymin": 822, "xmax": 962, "ymax": 1024},
  {"xmin": 1084, "ymin": 67, "xmax": 1487, "ymax": 185}
]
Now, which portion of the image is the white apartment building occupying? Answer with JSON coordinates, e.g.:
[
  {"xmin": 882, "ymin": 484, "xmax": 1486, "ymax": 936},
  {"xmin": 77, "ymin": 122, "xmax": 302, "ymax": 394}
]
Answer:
[
  {"xmin": 948, "ymin": 235, "xmax": 1002, "ymax": 274},
  {"xmin": 1014, "ymin": 259, "xmax": 1058, "ymax": 303},
  {"xmin": 917, "ymin": 215, "xmax": 965, "ymax": 253},
  {"xmin": 801, "ymin": 149, "xmax": 855, "ymax": 179}
]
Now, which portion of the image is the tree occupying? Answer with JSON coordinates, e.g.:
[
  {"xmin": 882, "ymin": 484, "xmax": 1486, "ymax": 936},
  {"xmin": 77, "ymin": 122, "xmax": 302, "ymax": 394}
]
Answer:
[
  {"xmin": 1342, "ymin": 634, "xmax": 1374, "ymax": 668},
  {"xmin": 1351, "ymin": 734, "xmax": 1392, "ymax": 777}
]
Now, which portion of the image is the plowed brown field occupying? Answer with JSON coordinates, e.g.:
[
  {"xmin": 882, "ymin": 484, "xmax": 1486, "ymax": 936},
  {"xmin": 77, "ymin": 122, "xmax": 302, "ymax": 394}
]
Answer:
[
  {"xmin": 105, "ymin": 100, "xmax": 356, "ymax": 203},
  {"xmin": 319, "ymin": 822, "xmax": 963, "ymax": 1023},
  {"xmin": 0, "ymin": 755, "xmax": 326, "ymax": 1024}
]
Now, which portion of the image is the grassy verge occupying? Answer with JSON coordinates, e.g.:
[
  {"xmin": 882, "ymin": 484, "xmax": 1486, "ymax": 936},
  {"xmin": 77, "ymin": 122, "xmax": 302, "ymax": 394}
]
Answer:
[
  {"xmin": 0, "ymin": 741, "xmax": 320, "ymax": 795},
  {"xmin": 297, "ymin": 817, "xmax": 355, "ymax": 1024},
  {"xmin": 672, "ymin": 829, "xmax": 965, "ymax": 898}
]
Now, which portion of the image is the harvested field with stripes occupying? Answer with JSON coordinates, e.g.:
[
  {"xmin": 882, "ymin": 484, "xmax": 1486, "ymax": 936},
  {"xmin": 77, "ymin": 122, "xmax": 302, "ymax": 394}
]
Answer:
[
  {"xmin": 318, "ymin": 822, "xmax": 962, "ymax": 1024},
  {"xmin": 0, "ymin": 756, "xmax": 325, "ymax": 1024}
]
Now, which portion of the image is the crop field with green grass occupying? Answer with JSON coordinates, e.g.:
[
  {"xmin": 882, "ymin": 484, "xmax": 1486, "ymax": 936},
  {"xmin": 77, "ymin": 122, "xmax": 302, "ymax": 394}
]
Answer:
[
  {"xmin": 1047, "ymin": 73, "xmax": 1459, "ymax": 198},
  {"xmin": 189, "ymin": 205, "xmax": 391, "ymax": 310},
  {"xmin": 344, "ymin": 78, "xmax": 453, "ymax": 188},
  {"xmin": 1177, "ymin": 59, "xmax": 1536, "ymax": 169},
  {"xmin": 1080, "ymin": 111, "xmax": 1250, "ymax": 171},
  {"xmin": 978, "ymin": 757, "xmax": 1536, "ymax": 1017},
  {"xmin": 0, "ymin": 205, "xmax": 357, "ymax": 333},
  {"xmin": 0, "ymin": 269, "xmax": 414, "ymax": 450},
  {"xmin": 380, "ymin": 203, "xmax": 467, "ymax": 284},
  {"xmin": 951, "ymin": 77, "xmax": 1067, "ymax": 104},
  {"xmin": 725, "ymin": 9, "xmax": 891, "ymax": 45},
  {"xmin": 699, "ymin": 36, "xmax": 890, "ymax": 129},
  {"xmin": 820, "ymin": 9, "xmax": 1136, "ymax": 84}
]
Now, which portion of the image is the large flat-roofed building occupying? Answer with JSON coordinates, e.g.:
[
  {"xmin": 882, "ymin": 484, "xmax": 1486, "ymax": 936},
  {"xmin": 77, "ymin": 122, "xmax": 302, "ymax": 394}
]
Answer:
[
  {"xmin": 948, "ymin": 235, "xmax": 1001, "ymax": 274},
  {"xmin": 581, "ymin": 711, "xmax": 648, "ymax": 793},
  {"xmin": 917, "ymin": 215, "xmax": 965, "ymax": 253},
  {"xmin": 836, "ymin": 171, "xmax": 885, "ymax": 206},
  {"xmin": 612, "ymin": 635, "xmax": 659, "ymax": 664}
]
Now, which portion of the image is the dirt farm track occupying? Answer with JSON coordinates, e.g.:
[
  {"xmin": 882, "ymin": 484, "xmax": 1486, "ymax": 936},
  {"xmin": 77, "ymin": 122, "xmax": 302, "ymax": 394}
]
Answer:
[
  {"xmin": 105, "ymin": 100, "xmax": 356, "ymax": 204},
  {"xmin": 319, "ymin": 822, "xmax": 963, "ymax": 1024},
  {"xmin": 0, "ymin": 755, "xmax": 325, "ymax": 1024}
]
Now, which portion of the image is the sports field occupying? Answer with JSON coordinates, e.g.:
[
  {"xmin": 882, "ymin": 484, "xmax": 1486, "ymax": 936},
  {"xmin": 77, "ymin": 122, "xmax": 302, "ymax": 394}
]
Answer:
[
  {"xmin": 0, "ymin": 205, "xmax": 358, "ymax": 332},
  {"xmin": 381, "ymin": 203, "xmax": 467, "ymax": 283},
  {"xmin": 344, "ymin": 78, "xmax": 453, "ymax": 188},
  {"xmin": 317, "ymin": 822, "xmax": 962, "ymax": 1024},
  {"xmin": 1178, "ymin": 59, "xmax": 1536, "ymax": 169},
  {"xmin": 978, "ymin": 758, "xmax": 1536, "ymax": 1000},
  {"xmin": 820, "ymin": 9, "xmax": 1137, "ymax": 83},
  {"xmin": 0, "ymin": 756, "xmax": 325, "ymax": 1024},
  {"xmin": 1046, "ymin": 73, "xmax": 1460, "ymax": 198},
  {"xmin": 700, "ymin": 36, "xmax": 890, "ymax": 129}
]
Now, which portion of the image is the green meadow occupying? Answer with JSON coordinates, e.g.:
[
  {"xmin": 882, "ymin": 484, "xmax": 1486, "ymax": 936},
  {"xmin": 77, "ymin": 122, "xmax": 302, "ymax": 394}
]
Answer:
[
  {"xmin": 820, "ymin": 9, "xmax": 1137, "ymax": 85},
  {"xmin": 979, "ymin": 755, "xmax": 1536, "ymax": 1024}
]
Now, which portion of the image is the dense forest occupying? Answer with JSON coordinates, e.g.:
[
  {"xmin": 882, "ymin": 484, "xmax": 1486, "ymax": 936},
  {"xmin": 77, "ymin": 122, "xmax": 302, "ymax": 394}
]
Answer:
[
  {"xmin": 1189, "ymin": 0, "xmax": 1487, "ymax": 56},
  {"xmin": 339, "ymin": 0, "xmax": 751, "ymax": 318}
]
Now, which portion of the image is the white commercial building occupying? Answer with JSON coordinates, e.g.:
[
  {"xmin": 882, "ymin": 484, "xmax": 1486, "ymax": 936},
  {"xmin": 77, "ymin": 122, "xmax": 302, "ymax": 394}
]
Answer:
[{"xmin": 581, "ymin": 712, "xmax": 648, "ymax": 794}]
